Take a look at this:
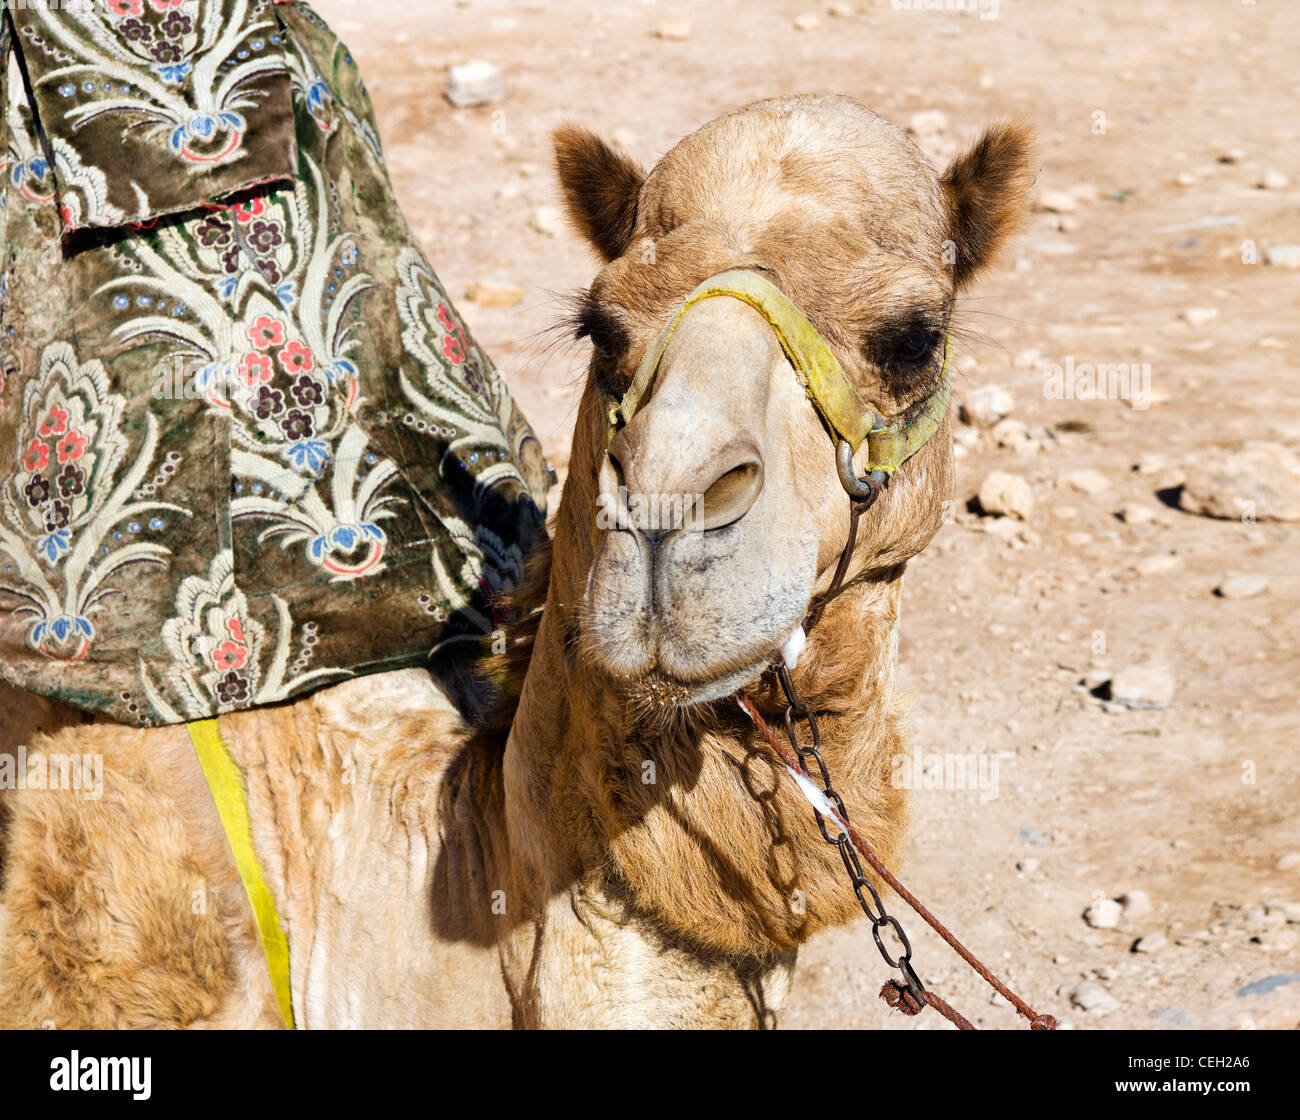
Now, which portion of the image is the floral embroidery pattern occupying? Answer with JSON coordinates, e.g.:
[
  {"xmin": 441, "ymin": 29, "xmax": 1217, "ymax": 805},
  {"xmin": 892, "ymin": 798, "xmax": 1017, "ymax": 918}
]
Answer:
[
  {"xmin": 10, "ymin": 0, "xmax": 297, "ymax": 231},
  {"xmin": 0, "ymin": 343, "xmax": 186, "ymax": 661},
  {"xmin": 141, "ymin": 549, "xmax": 345, "ymax": 720},
  {"xmin": 0, "ymin": 4, "xmax": 548, "ymax": 725}
]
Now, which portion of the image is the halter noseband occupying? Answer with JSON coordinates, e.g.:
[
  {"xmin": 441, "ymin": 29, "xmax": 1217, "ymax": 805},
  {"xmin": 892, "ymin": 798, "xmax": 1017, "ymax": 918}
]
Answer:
[{"xmin": 602, "ymin": 268, "xmax": 952, "ymax": 499}]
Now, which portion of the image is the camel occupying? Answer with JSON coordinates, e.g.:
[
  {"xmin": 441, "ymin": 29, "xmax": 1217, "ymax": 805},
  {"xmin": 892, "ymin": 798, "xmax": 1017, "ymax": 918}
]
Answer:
[{"xmin": 0, "ymin": 95, "xmax": 1032, "ymax": 1028}]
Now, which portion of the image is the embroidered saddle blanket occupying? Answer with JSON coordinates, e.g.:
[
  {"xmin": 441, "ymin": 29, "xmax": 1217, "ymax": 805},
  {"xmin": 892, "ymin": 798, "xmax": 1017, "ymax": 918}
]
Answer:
[{"xmin": 0, "ymin": 2, "xmax": 549, "ymax": 726}]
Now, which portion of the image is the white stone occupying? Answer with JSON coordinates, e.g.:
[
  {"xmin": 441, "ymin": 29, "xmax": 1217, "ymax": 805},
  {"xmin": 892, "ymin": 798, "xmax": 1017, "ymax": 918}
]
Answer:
[
  {"xmin": 793, "ymin": 13, "xmax": 821, "ymax": 31},
  {"xmin": 530, "ymin": 205, "xmax": 565, "ymax": 237},
  {"xmin": 908, "ymin": 110, "xmax": 948, "ymax": 136},
  {"xmin": 1135, "ymin": 554, "xmax": 1183, "ymax": 576},
  {"xmin": 1265, "ymin": 244, "xmax": 1300, "ymax": 268},
  {"xmin": 1217, "ymin": 574, "xmax": 1270, "ymax": 600},
  {"xmin": 1070, "ymin": 981, "xmax": 1119, "ymax": 1014},
  {"xmin": 1259, "ymin": 170, "xmax": 1290, "ymax": 190},
  {"xmin": 654, "ymin": 20, "xmax": 693, "ymax": 41},
  {"xmin": 961, "ymin": 384, "xmax": 1014, "ymax": 427},
  {"xmin": 444, "ymin": 60, "xmax": 505, "ymax": 108},
  {"xmin": 1060, "ymin": 468, "xmax": 1111, "ymax": 496},
  {"xmin": 1133, "ymin": 932, "xmax": 1167, "ymax": 953},
  {"xmin": 978, "ymin": 471, "xmax": 1034, "ymax": 521},
  {"xmin": 1118, "ymin": 503, "xmax": 1157, "ymax": 525},
  {"xmin": 1037, "ymin": 189, "xmax": 1078, "ymax": 214},
  {"xmin": 1180, "ymin": 306, "xmax": 1220, "ymax": 327},
  {"xmin": 1085, "ymin": 898, "xmax": 1123, "ymax": 929},
  {"xmin": 1180, "ymin": 442, "xmax": 1300, "ymax": 522},
  {"xmin": 1109, "ymin": 665, "xmax": 1176, "ymax": 710}
]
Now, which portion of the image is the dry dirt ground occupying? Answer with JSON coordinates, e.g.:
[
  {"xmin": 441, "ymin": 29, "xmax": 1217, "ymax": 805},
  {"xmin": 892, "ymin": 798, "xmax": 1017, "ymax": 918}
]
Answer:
[{"xmin": 315, "ymin": 0, "xmax": 1298, "ymax": 1030}]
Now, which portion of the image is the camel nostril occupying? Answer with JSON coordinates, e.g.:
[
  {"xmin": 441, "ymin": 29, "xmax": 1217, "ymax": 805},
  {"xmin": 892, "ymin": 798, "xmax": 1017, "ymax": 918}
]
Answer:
[{"xmin": 698, "ymin": 458, "xmax": 764, "ymax": 532}]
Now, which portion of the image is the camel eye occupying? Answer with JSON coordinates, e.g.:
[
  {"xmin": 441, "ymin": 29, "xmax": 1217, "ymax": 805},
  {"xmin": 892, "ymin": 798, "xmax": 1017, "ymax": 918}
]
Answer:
[{"xmin": 895, "ymin": 327, "xmax": 939, "ymax": 369}]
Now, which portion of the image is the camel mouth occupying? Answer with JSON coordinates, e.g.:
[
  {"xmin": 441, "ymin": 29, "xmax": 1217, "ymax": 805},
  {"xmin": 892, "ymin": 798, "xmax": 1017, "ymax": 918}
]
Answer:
[{"xmin": 625, "ymin": 656, "xmax": 773, "ymax": 713}]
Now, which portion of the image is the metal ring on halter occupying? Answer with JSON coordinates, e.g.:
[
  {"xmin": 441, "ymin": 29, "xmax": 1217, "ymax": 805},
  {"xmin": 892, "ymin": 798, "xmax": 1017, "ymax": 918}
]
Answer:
[{"xmin": 835, "ymin": 439, "xmax": 886, "ymax": 503}]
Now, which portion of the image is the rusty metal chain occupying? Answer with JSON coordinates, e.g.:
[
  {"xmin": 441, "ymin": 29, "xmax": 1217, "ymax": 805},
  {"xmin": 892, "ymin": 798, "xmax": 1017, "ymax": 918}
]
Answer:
[
  {"xmin": 773, "ymin": 661, "xmax": 929, "ymax": 1000},
  {"xmin": 736, "ymin": 478, "xmax": 1057, "ymax": 1030}
]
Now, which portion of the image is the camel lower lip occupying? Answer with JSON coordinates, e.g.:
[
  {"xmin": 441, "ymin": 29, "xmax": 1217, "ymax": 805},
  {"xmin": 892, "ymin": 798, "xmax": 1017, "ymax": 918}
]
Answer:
[{"xmin": 635, "ymin": 656, "xmax": 773, "ymax": 708}]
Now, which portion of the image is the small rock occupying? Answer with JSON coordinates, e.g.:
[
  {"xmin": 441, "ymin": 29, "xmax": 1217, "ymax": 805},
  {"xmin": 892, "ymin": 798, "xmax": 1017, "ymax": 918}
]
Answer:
[
  {"xmin": 1016, "ymin": 857, "xmax": 1040, "ymax": 873},
  {"xmin": 1060, "ymin": 468, "xmax": 1110, "ymax": 496},
  {"xmin": 908, "ymin": 109, "xmax": 948, "ymax": 136},
  {"xmin": 991, "ymin": 417, "xmax": 1036, "ymax": 454},
  {"xmin": 1236, "ymin": 973, "xmax": 1300, "ymax": 998},
  {"xmin": 1120, "ymin": 890, "xmax": 1153, "ymax": 920},
  {"xmin": 1065, "ymin": 530, "xmax": 1093, "ymax": 547},
  {"xmin": 465, "ymin": 280, "xmax": 524, "ymax": 307},
  {"xmin": 1180, "ymin": 442, "xmax": 1300, "ymax": 522},
  {"xmin": 1149, "ymin": 1007, "xmax": 1194, "ymax": 1025},
  {"xmin": 978, "ymin": 471, "xmax": 1034, "ymax": 521},
  {"xmin": 1109, "ymin": 665, "xmax": 1176, "ymax": 710},
  {"xmin": 1070, "ymin": 981, "xmax": 1119, "ymax": 1014},
  {"xmin": 1265, "ymin": 244, "xmax": 1300, "ymax": 268},
  {"xmin": 1085, "ymin": 898, "xmax": 1123, "ymax": 929},
  {"xmin": 654, "ymin": 20, "xmax": 693, "ymax": 41},
  {"xmin": 1118, "ymin": 502, "xmax": 1157, "ymax": 525},
  {"xmin": 530, "ymin": 205, "xmax": 565, "ymax": 237},
  {"xmin": 1020, "ymin": 827, "xmax": 1053, "ymax": 846},
  {"xmin": 1069, "ymin": 183, "xmax": 1100, "ymax": 203},
  {"xmin": 1051, "ymin": 504, "xmax": 1079, "ymax": 521},
  {"xmin": 1269, "ymin": 900, "xmax": 1300, "ymax": 922},
  {"xmin": 1133, "ymin": 932, "xmax": 1167, "ymax": 953},
  {"xmin": 1256, "ymin": 930, "xmax": 1300, "ymax": 952},
  {"xmin": 961, "ymin": 384, "xmax": 1014, "ymax": 427},
  {"xmin": 444, "ymin": 60, "xmax": 505, "ymax": 108},
  {"xmin": 1084, "ymin": 667, "xmax": 1112, "ymax": 689},
  {"xmin": 827, "ymin": 1, "xmax": 854, "ymax": 15},
  {"xmin": 1216, "ymin": 574, "xmax": 1269, "ymax": 600},
  {"xmin": 1258, "ymin": 170, "xmax": 1290, "ymax": 190},
  {"xmin": 1037, "ymin": 189, "xmax": 1078, "ymax": 214},
  {"xmin": 1217, "ymin": 147, "xmax": 1246, "ymax": 163},
  {"xmin": 1135, "ymin": 554, "xmax": 1183, "ymax": 576},
  {"xmin": 1180, "ymin": 307, "xmax": 1220, "ymax": 327},
  {"xmin": 793, "ymin": 13, "xmax": 821, "ymax": 31},
  {"xmin": 1277, "ymin": 852, "xmax": 1300, "ymax": 872}
]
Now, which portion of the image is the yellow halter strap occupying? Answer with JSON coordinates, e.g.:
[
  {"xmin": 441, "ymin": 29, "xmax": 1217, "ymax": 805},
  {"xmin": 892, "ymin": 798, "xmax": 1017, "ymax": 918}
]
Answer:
[{"xmin": 605, "ymin": 269, "xmax": 951, "ymax": 484}]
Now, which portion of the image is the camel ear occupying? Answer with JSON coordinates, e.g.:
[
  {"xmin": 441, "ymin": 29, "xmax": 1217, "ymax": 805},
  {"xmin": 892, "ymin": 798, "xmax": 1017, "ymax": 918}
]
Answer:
[
  {"xmin": 940, "ymin": 121, "xmax": 1035, "ymax": 289},
  {"xmin": 552, "ymin": 124, "xmax": 646, "ymax": 262}
]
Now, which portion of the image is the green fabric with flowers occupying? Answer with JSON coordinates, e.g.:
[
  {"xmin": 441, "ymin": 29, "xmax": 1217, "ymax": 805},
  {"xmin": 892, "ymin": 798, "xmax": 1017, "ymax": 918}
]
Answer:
[{"xmin": 0, "ymin": 2, "xmax": 549, "ymax": 726}]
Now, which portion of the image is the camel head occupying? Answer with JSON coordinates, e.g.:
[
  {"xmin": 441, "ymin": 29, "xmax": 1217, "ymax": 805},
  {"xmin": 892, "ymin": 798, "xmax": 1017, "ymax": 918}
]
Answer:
[{"xmin": 553, "ymin": 96, "xmax": 1033, "ymax": 714}]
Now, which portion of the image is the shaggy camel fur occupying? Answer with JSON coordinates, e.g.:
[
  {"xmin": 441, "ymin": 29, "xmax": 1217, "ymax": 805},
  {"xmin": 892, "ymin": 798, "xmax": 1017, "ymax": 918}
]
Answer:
[{"xmin": 0, "ymin": 96, "xmax": 1032, "ymax": 1028}]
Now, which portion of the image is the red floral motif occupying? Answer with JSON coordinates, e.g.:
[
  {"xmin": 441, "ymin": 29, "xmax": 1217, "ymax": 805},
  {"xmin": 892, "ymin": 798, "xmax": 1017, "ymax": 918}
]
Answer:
[
  {"xmin": 442, "ymin": 335, "xmax": 465, "ymax": 365},
  {"xmin": 227, "ymin": 617, "xmax": 246, "ymax": 644},
  {"xmin": 279, "ymin": 340, "xmax": 315, "ymax": 375},
  {"xmin": 212, "ymin": 639, "xmax": 248, "ymax": 672},
  {"xmin": 108, "ymin": 0, "xmax": 144, "ymax": 16},
  {"xmin": 56, "ymin": 430, "xmax": 88, "ymax": 463},
  {"xmin": 238, "ymin": 352, "xmax": 275, "ymax": 386},
  {"xmin": 247, "ymin": 316, "xmax": 285, "ymax": 351},
  {"xmin": 235, "ymin": 198, "xmax": 266, "ymax": 224},
  {"xmin": 23, "ymin": 439, "xmax": 49, "ymax": 472},
  {"xmin": 39, "ymin": 406, "xmax": 69, "ymax": 437},
  {"xmin": 436, "ymin": 304, "xmax": 459, "ymax": 334},
  {"xmin": 148, "ymin": 0, "xmax": 184, "ymax": 10}
]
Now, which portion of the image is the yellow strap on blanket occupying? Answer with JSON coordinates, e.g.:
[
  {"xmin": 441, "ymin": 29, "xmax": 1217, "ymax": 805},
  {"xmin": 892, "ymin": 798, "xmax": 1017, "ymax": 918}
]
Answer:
[{"xmin": 187, "ymin": 718, "xmax": 295, "ymax": 1030}]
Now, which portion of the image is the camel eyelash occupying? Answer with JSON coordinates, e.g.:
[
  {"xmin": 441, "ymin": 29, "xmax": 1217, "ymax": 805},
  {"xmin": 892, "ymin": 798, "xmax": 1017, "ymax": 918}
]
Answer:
[{"xmin": 570, "ymin": 291, "xmax": 629, "ymax": 359}]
